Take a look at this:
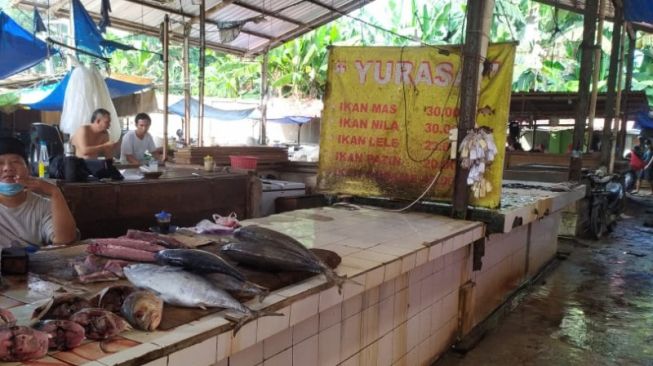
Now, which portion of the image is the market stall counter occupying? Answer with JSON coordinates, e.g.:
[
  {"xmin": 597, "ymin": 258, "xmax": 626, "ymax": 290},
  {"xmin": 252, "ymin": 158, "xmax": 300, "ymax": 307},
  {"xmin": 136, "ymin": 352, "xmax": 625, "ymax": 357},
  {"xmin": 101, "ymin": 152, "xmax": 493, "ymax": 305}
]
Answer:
[
  {"xmin": 0, "ymin": 183, "xmax": 582, "ymax": 366},
  {"xmin": 56, "ymin": 167, "xmax": 252, "ymax": 239}
]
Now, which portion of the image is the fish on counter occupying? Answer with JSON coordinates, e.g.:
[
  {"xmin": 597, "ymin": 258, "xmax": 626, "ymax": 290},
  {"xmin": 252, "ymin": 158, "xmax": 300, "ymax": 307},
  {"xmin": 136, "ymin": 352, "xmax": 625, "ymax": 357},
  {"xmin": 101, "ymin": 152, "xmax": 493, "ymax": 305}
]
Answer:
[
  {"xmin": 120, "ymin": 290, "xmax": 163, "ymax": 331},
  {"xmin": 124, "ymin": 264, "xmax": 280, "ymax": 331},
  {"xmin": 73, "ymin": 255, "xmax": 131, "ymax": 283},
  {"xmin": 69, "ymin": 308, "xmax": 130, "ymax": 340},
  {"xmin": 33, "ymin": 320, "xmax": 86, "ymax": 350},
  {"xmin": 0, "ymin": 308, "xmax": 16, "ymax": 326},
  {"xmin": 155, "ymin": 249, "xmax": 246, "ymax": 280},
  {"xmin": 90, "ymin": 285, "xmax": 137, "ymax": 313},
  {"xmin": 91, "ymin": 238, "xmax": 166, "ymax": 252},
  {"xmin": 86, "ymin": 243, "xmax": 156, "ymax": 262},
  {"xmin": 0, "ymin": 326, "xmax": 49, "ymax": 361},
  {"xmin": 204, "ymin": 273, "xmax": 269, "ymax": 301},
  {"xmin": 124, "ymin": 229, "xmax": 191, "ymax": 249},
  {"xmin": 32, "ymin": 294, "xmax": 92, "ymax": 320},
  {"xmin": 223, "ymin": 225, "xmax": 346, "ymax": 291}
]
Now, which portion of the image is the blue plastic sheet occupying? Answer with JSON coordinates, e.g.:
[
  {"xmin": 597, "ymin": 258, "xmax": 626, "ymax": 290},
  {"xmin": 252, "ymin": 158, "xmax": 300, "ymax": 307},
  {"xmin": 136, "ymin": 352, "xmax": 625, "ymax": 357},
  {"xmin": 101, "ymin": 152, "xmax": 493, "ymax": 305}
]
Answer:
[
  {"xmin": 0, "ymin": 12, "xmax": 51, "ymax": 79},
  {"xmin": 168, "ymin": 98, "xmax": 255, "ymax": 120},
  {"xmin": 71, "ymin": 0, "xmax": 104, "ymax": 56},
  {"xmin": 624, "ymin": 0, "xmax": 653, "ymax": 23},
  {"xmin": 635, "ymin": 111, "xmax": 653, "ymax": 130},
  {"xmin": 26, "ymin": 70, "xmax": 151, "ymax": 111},
  {"xmin": 267, "ymin": 116, "xmax": 312, "ymax": 124}
]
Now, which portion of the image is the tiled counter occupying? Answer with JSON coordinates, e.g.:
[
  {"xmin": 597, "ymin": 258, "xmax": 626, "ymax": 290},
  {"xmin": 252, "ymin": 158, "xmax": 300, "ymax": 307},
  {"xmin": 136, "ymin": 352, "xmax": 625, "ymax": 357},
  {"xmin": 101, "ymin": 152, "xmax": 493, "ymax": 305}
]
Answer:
[{"xmin": 0, "ymin": 185, "xmax": 582, "ymax": 366}]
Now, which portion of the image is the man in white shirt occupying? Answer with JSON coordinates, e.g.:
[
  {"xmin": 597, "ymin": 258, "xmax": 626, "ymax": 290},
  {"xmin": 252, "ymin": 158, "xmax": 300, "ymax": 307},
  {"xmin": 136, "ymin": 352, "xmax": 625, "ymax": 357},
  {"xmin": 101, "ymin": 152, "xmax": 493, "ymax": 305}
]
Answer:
[
  {"xmin": 0, "ymin": 137, "xmax": 77, "ymax": 247},
  {"xmin": 120, "ymin": 113, "xmax": 162, "ymax": 165}
]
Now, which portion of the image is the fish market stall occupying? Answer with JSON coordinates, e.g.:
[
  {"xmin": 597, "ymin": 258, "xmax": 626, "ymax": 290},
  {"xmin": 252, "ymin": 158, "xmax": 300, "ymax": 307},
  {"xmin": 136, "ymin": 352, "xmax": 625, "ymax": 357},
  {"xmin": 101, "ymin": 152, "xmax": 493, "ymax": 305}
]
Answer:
[{"xmin": 0, "ymin": 180, "xmax": 582, "ymax": 365}]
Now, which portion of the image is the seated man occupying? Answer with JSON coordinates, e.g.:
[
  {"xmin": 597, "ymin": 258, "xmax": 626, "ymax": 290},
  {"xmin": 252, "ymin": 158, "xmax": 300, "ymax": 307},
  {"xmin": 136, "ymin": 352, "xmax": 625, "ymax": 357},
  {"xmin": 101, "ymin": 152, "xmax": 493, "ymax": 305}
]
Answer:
[
  {"xmin": 120, "ymin": 113, "xmax": 162, "ymax": 165},
  {"xmin": 70, "ymin": 108, "xmax": 116, "ymax": 159},
  {"xmin": 0, "ymin": 137, "xmax": 77, "ymax": 247}
]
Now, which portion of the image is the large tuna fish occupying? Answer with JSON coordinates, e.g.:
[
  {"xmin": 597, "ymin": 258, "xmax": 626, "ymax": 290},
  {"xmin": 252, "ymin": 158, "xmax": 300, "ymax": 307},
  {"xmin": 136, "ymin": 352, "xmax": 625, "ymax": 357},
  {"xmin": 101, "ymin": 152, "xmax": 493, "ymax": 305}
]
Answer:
[
  {"xmin": 232, "ymin": 225, "xmax": 346, "ymax": 290},
  {"xmin": 124, "ymin": 264, "xmax": 279, "ymax": 331},
  {"xmin": 0, "ymin": 326, "xmax": 49, "ymax": 361},
  {"xmin": 204, "ymin": 273, "xmax": 269, "ymax": 301},
  {"xmin": 33, "ymin": 320, "xmax": 86, "ymax": 350},
  {"xmin": 155, "ymin": 249, "xmax": 246, "ymax": 280},
  {"xmin": 120, "ymin": 290, "xmax": 164, "ymax": 331}
]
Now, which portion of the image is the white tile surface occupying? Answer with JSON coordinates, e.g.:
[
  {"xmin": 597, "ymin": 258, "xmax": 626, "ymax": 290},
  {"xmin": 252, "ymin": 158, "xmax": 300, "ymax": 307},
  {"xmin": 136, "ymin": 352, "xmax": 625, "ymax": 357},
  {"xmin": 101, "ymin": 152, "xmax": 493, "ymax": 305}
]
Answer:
[{"xmin": 167, "ymin": 336, "xmax": 217, "ymax": 366}]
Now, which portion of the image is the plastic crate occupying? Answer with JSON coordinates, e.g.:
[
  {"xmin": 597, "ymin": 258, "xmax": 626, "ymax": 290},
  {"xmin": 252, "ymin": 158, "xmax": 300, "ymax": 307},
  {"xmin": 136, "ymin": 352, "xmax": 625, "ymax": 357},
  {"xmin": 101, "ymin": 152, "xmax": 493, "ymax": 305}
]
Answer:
[{"xmin": 229, "ymin": 155, "xmax": 258, "ymax": 170}]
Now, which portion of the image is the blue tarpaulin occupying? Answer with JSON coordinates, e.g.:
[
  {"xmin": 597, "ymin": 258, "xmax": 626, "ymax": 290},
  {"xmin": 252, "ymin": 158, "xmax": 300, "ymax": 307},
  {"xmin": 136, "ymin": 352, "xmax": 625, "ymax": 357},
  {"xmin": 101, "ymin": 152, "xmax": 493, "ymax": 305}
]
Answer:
[
  {"xmin": 26, "ymin": 70, "xmax": 151, "ymax": 110},
  {"xmin": 72, "ymin": 0, "xmax": 104, "ymax": 56},
  {"xmin": 169, "ymin": 98, "xmax": 255, "ymax": 120},
  {"xmin": 635, "ymin": 111, "xmax": 653, "ymax": 130},
  {"xmin": 624, "ymin": 0, "xmax": 653, "ymax": 23},
  {"xmin": 266, "ymin": 116, "xmax": 312, "ymax": 124},
  {"xmin": 0, "ymin": 12, "xmax": 52, "ymax": 79}
]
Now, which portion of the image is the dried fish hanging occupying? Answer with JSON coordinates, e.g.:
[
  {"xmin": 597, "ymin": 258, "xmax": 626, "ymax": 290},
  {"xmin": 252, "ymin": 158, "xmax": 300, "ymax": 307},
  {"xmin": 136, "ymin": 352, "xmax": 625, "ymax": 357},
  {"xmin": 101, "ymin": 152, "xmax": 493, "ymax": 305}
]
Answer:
[{"xmin": 458, "ymin": 128, "xmax": 498, "ymax": 198}]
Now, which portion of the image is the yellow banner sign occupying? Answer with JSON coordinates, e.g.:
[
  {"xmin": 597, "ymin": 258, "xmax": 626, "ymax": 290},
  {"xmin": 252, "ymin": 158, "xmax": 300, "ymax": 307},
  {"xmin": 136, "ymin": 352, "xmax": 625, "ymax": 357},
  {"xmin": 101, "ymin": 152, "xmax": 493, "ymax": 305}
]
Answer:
[{"xmin": 317, "ymin": 44, "xmax": 516, "ymax": 208}]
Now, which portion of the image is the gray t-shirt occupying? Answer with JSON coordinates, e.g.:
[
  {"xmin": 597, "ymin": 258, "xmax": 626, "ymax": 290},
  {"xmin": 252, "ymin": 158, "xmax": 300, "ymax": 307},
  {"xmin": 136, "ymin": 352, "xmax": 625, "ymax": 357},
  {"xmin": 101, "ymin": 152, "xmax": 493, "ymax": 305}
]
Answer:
[
  {"xmin": 0, "ymin": 192, "xmax": 54, "ymax": 247},
  {"xmin": 120, "ymin": 130, "xmax": 156, "ymax": 164}
]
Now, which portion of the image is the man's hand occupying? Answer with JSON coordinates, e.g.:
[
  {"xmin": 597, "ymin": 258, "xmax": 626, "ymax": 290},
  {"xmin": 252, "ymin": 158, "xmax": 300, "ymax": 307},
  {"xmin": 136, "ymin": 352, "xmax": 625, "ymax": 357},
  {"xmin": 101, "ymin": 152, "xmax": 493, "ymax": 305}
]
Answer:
[{"xmin": 15, "ymin": 176, "xmax": 59, "ymax": 197}]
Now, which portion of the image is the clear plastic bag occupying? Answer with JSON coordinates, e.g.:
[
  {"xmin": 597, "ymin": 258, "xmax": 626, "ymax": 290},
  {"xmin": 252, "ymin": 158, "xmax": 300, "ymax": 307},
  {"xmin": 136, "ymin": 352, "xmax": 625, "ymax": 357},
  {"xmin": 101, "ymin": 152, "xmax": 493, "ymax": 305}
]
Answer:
[{"xmin": 60, "ymin": 65, "xmax": 121, "ymax": 143}]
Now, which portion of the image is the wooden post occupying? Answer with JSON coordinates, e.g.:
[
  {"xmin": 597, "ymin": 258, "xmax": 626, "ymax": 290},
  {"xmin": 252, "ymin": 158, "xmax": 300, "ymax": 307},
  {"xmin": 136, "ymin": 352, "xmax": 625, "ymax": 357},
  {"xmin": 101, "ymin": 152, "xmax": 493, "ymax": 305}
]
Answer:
[
  {"xmin": 569, "ymin": 0, "xmax": 599, "ymax": 181},
  {"xmin": 451, "ymin": 0, "xmax": 494, "ymax": 219},
  {"xmin": 599, "ymin": 4, "xmax": 623, "ymax": 167},
  {"xmin": 198, "ymin": 0, "xmax": 206, "ymax": 146},
  {"xmin": 183, "ymin": 23, "xmax": 191, "ymax": 146},
  {"xmin": 587, "ymin": 0, "xmax": 606, "ymax": 152},
  {"xmin": 162, "ymin": 15, "xmax": 169, "ymax": 161},
  {"xmin": 611, "ymin": 25, "xmax": 627, "ymax": 171},
  {"xmin": 260, "ymin": 51, "xmax": 269, "ymax": 145},
  {"xmin": 618, "ymin": 31, "xmax": 636, "ymax": 155}
]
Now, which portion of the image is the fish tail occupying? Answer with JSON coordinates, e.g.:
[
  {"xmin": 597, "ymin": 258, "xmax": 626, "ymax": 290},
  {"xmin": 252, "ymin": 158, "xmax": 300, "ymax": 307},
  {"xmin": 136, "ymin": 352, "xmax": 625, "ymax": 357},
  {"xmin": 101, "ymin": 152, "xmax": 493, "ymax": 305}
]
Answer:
[{"xmin": 325, "ymin": 268, "xmax": 347, "ymax": 294}]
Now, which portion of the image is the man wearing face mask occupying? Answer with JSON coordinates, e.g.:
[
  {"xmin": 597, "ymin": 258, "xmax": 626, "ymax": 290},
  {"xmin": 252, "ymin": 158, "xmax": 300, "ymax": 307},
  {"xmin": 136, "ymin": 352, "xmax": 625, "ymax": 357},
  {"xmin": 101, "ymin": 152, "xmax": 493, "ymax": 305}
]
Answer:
[{"xmin": 0, "ymin": 137, "xmax": 78, "ymax": 247}]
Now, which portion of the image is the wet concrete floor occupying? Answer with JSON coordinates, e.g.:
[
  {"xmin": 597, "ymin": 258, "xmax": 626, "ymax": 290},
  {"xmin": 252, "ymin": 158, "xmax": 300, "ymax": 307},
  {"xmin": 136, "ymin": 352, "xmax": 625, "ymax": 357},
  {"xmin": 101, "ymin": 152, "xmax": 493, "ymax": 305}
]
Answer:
[{"xmin": 437, "ymin": 194, "xmax": 653, "ymax": 366}]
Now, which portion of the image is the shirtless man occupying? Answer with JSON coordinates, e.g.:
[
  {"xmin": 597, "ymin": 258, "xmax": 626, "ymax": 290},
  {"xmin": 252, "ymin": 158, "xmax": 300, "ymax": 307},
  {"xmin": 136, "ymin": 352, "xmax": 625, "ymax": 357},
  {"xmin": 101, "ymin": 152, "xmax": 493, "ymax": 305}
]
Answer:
[{"xmin": 70, "ymin": 109, "xmax": 116, "ymax": 159}]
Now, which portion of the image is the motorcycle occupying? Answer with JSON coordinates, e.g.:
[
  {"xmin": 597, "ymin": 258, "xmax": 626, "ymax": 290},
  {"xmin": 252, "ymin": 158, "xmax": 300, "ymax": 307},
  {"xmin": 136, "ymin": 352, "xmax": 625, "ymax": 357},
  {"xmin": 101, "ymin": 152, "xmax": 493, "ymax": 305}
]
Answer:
[{"xmin": 583, "ymin": 169, "xmax": 625, "ymax": 239}]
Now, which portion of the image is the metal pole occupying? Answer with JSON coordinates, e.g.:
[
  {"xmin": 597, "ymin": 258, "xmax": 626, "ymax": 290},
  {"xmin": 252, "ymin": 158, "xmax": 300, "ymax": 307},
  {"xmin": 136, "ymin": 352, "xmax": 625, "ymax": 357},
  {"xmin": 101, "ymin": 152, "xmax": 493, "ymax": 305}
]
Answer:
[
  {"xmin": 183, "ymin": 23, "xmax": 191, "ymax": 146},
  {"xmin": 198, "ymin": 0, "xmax": 206, "ymax": 146},
  {"xmin": 162, "ymin": 15, "xmax": 169, "ymax": 161},
  {"xmin": 619, "ymin": 31, "xmax": 636, "ymax": 155},
  {"xmin": 260, "ymin": 51, "xmax": 269, "ymax": 145},
  {"xmin": 587, "ymin": 0, "xmax": 606, "ymax": 152},
  {"xmin": 451, "ymin": 0, "xmax": 494, "ymax": 219},
  {"xmin": 569, "ymin": 0, "xmax": 599, "ymax": 181},
  {"xmin": 599, "ymin": 4, "xmax": 623, "ymax": 167}
]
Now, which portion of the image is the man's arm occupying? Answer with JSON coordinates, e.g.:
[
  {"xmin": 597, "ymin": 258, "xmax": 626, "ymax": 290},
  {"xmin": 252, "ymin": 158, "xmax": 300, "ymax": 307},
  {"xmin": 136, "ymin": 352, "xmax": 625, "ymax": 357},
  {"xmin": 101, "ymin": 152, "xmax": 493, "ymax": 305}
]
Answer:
[{"xmin": 17, "ymin": 177, "xmax": 77, "ymax": 244}]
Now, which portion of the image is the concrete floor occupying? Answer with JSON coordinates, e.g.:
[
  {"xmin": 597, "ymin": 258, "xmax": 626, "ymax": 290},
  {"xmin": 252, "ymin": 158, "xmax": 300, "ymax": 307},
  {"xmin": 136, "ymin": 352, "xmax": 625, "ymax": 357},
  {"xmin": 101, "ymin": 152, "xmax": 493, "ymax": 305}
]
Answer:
[{"xmin": 436, "ymin": 194, "xmax": 653, "ymax": 366}]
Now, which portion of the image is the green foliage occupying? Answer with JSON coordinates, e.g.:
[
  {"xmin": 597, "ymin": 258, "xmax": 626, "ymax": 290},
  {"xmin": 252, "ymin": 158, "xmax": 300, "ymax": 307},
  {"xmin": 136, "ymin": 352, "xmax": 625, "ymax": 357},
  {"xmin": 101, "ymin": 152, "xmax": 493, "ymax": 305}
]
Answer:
[{"xmin": 101, "ymin": 0, "xmax": 652, "ymax": 102}]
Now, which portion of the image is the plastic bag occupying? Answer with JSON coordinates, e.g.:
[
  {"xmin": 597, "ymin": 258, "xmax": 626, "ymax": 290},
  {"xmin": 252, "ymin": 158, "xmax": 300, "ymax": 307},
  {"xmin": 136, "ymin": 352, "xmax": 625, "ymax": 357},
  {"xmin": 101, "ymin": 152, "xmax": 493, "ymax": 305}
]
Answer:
[
  {"xmin": 60, "ymin": 65, "xmax": 121, "ymax": 143},
  {"xmin": 212, "ymin": 212, "xmax": 240, "ymax": 228}
]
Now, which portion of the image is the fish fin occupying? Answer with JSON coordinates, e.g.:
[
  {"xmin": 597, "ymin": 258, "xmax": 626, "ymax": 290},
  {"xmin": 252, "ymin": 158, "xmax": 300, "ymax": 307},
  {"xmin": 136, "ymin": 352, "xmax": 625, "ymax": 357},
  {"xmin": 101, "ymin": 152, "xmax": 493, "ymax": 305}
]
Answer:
[
  {"xmin": 30, "ymin": 297, "xmax": 55, "ymax": 324},
  {"xmin": 231, "ymin": 309, "xmax": 283, "ymax": 335}
]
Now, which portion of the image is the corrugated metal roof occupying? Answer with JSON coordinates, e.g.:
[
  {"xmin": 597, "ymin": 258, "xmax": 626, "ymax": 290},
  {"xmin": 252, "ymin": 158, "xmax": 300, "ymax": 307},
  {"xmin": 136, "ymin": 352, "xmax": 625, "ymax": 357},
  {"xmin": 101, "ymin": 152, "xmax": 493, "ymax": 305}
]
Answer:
[{"xmin": 16, "ymin": 0, "xmax": 375, "ymax": 56}]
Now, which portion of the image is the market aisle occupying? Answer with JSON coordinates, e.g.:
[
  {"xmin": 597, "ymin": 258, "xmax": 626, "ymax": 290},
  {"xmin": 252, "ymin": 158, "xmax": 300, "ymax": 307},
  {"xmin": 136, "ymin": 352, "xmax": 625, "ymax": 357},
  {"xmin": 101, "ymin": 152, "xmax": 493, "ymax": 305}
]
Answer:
[{"xmin": 436, "ymin": 195, "xmax": 653, "ymax": 366}]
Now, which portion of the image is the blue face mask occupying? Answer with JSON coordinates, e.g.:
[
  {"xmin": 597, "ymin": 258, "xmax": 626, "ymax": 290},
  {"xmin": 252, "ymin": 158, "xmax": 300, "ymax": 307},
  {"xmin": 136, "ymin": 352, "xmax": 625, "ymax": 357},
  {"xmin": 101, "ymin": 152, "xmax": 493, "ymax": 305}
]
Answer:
[{"xmin": 0, "ymin": 182, "xmax": 24, "ymax": 196}]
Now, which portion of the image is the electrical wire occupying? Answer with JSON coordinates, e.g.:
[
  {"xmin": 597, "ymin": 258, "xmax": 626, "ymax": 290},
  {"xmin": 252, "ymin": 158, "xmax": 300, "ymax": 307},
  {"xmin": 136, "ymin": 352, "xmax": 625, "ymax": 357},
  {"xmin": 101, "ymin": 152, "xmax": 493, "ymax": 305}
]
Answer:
[{"xmin": 496, "ymin": 0, "xmax": 517, "ymax": 42}]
